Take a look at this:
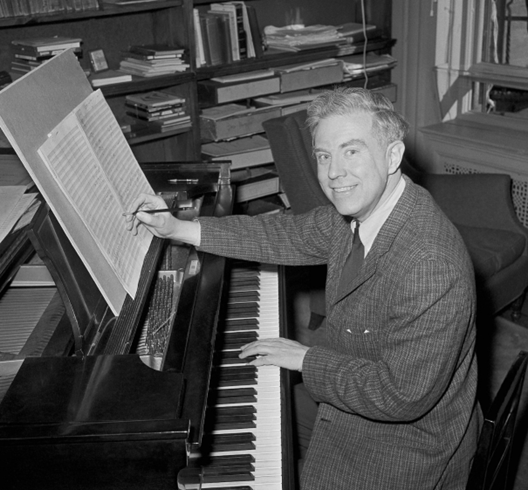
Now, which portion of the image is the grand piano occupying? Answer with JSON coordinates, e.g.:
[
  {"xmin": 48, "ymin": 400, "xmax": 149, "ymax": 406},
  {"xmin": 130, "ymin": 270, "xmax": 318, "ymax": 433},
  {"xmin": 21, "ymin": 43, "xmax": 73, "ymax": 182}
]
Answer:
[{"xmin": 0, "ymin": 162, "xmax": 295, "ymax": 490}]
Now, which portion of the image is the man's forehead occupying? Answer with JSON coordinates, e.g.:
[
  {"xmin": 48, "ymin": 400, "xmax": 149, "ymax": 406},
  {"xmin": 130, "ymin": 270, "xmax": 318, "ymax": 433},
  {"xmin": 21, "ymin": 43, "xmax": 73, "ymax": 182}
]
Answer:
[{"xmin": 314, "ymin": 112, "xmax": 374, "ymax": 144}]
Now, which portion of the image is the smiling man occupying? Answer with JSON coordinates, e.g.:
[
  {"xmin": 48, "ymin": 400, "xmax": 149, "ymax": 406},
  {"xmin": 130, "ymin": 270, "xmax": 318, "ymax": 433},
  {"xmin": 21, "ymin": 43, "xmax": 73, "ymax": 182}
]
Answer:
[{"xmin": 126, "ymin": 88, "xmax": 481, "ymax": 489}]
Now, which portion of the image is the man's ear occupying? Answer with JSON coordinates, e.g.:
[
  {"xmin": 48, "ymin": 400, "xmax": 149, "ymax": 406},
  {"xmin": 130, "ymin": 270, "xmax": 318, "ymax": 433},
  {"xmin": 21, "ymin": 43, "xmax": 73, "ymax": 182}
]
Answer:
[{"xmin": 386, "ymin": 140, "xmax": 405, "ymax": 175}]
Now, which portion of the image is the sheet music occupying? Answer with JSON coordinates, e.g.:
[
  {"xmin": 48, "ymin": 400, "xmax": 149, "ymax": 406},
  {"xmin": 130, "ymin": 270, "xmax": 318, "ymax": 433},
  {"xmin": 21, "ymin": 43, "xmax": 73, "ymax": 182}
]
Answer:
[{"xmin": 37, "ymin": 90, "xmax": 153, "ymax": 305}]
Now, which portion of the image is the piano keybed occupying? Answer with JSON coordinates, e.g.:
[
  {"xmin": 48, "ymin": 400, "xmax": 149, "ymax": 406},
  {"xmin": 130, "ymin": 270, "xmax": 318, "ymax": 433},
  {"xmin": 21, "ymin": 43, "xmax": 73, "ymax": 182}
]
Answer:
[{"xmin": 179, "ymin": 262, "xmax": 284, "ymax": 490}]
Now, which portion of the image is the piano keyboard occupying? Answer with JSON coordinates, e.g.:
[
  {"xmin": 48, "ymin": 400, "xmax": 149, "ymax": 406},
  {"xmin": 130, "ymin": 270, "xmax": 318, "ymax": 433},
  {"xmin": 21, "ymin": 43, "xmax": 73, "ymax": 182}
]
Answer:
[{"xmin": 179, "ymin": 262, "xmax": 284, "ymax": 490}]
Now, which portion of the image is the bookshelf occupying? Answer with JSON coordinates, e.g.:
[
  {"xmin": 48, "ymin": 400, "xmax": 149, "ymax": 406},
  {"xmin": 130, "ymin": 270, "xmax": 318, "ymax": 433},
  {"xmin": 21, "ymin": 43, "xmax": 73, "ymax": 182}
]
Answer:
[
  {"xmin": 192, "ymin": 0, "xmax": 396, "ymax": 214},
  {"xmin": 0, "ymin": 0, "xmax": 395, "ymax": 213},
  {"xmin": 0, "ymin": 0, "xmax": 201, "ymax": 163}
]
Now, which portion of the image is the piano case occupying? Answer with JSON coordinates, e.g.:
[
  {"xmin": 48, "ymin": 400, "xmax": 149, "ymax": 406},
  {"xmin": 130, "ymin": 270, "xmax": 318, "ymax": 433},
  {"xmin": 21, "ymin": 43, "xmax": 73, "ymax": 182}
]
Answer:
[{"xmin": 0, "ymin": 163, "xmax": 234, "ymax": 489}]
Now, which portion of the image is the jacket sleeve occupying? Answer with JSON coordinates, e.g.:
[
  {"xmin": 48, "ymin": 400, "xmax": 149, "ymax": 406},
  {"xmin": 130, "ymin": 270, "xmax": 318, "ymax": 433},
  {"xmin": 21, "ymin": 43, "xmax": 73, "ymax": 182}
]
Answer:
[{"xmin": 197, "ymin": 205, "xmax": 343, "ymax": 266}]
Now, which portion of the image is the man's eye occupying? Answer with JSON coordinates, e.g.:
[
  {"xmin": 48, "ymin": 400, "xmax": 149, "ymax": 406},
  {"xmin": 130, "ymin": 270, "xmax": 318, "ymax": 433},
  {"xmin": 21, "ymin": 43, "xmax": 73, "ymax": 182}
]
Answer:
[
  {"xmin": 345, "ymin": 149, "xmax": 357, "ymax": 157},
  {"xmin": 316, "ymin": 154, "xmax": 330, "ymax": 164}
]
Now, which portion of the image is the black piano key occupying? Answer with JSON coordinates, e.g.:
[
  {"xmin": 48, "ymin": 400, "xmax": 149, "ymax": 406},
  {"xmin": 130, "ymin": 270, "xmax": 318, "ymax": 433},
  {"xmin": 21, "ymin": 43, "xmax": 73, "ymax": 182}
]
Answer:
[
  {"xmin": 225, "ymin": 310, "xmax": 259, "ymax": 319},
  {"xmin": 201, "ymin": 471, "xmax": 255, "ymax": 483},
  {"xmin": 229, "ymin": 280, "xmax": 260, "ymax": 289},
  {"xmin": 178, "ymin": 466, "xmax": 255, "ymax": 486},
  {"xmin": 226, "ymin": 304, "xmax": 260, "ymax": 315},
  {"xmin": 213, "ymin": 419, "xmax": 256, "ymax": 431},
  {"xmin": 193, "ymin": 487, "xmax": 253, "ymax": 490},
  {"xmin": 202, "ymin": 454, "xmax": 256, "ymax": 466},
  {"xmin": 228, "ymin": 291, "xmax": 260, "ymax": 301},
  {"xmin": 217, "ymin": 378, "xmax": 257, "ymax": 388},
  {"xmin": 206, "ymin": 432, "xmax": 256, "ymax": 452},
  {"xmin": 223, "ymin": 319, "xmax": 259, "ymax": 331},
  {"xmin": 215, "ymin": 387, "xmax": 257, "ymax": 404},
  {"xmin": 214, "ymin": 405, "xmax": 256, "ymax": 417},
  {"xmin": 222, "ymin": 332, "xmax": 259, "ymax": 345}
]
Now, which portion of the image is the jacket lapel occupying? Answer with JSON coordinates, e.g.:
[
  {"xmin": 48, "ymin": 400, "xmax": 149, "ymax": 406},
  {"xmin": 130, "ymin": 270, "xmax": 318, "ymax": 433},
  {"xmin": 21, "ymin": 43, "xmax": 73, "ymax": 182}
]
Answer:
[{"xmin": 332, "ymin": 176, "xmax": 418, "ymax": 305}]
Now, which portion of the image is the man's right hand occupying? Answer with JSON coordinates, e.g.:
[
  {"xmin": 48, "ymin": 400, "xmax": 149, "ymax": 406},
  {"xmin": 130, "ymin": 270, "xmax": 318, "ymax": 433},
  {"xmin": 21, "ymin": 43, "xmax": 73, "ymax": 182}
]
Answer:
[{"xmin": 124, "ymin": 193, "xmax": 201, "ymax": 246}]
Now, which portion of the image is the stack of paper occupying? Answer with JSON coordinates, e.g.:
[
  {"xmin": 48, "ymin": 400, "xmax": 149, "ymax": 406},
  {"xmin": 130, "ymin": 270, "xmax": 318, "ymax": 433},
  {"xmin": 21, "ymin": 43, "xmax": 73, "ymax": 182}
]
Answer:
[
  {"xmin": 263, "ymin": 24, "xmax": 343, "ymax": 52},
  {"xmin": 341, "ymin": 53, "xmax": 397, "ymax": 80}
]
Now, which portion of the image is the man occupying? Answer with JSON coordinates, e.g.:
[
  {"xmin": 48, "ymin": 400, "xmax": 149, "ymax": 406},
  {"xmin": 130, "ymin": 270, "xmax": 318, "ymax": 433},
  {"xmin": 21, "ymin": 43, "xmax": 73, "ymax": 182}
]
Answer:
[{"xmin": 126, "ymin": 88, "xmax": 481, "ymax": 489}]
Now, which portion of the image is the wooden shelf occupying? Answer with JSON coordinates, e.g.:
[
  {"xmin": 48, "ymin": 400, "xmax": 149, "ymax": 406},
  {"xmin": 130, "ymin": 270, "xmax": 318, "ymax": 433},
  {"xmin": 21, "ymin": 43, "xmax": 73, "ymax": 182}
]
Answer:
[
  {"xmin": 195, "ymin": 38, "xmax": 395, "ymax": 80},
  {"xmin": 99, "ymin": 72, "xmax": 195, "ymax": 97}
]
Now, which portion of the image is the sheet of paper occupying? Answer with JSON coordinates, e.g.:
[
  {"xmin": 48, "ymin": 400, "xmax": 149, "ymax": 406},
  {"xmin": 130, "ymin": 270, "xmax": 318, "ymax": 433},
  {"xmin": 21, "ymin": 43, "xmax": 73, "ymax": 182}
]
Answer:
[
  {"xmin": 0, "ymin": 186, "xmax": 37, "ymax": 243},
  {"xmin": 37, "ymin": 90, "xmax": 153, "ymax": 303}
]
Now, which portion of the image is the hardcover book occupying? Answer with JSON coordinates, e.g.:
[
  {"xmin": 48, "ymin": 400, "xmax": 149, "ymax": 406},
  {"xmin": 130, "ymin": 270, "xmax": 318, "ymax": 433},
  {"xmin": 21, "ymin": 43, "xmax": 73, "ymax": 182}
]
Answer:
[
  {"xmin": 125, "ymin": 91, "xmax": 186, "ymax": 110},
  {"xmin": 201, "ymin": 134, "xmax": 273, "ymax": 169}
]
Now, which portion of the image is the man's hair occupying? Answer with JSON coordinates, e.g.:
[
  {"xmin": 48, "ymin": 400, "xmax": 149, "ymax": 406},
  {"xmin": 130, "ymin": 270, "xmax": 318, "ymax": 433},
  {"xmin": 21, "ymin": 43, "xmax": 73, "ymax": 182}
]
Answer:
[{"xmin": 306, "ymin": 87, "xmax": 410, "ymax": 148}]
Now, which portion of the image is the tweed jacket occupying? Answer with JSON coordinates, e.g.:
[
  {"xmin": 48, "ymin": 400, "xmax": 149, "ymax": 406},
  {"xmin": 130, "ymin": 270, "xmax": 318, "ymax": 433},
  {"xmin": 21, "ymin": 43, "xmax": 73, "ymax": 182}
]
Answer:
[{"xmin": 198, "ymin": 176, "xmax": 481, "ymax": 489}]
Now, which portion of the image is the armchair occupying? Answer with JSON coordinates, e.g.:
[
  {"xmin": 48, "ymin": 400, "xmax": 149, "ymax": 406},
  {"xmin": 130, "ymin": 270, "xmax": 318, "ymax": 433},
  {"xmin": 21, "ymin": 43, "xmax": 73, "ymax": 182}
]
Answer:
[{"xmin": 263, "ymin": 111, "xmax": 528, "ymax": 320}]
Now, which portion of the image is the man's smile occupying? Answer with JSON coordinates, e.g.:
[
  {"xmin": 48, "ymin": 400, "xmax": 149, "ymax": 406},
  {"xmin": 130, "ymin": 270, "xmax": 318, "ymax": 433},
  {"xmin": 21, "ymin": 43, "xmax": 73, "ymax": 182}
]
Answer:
[{"xmin": 332, "ymin": 184, "xmax": 357, "ymax": 193}]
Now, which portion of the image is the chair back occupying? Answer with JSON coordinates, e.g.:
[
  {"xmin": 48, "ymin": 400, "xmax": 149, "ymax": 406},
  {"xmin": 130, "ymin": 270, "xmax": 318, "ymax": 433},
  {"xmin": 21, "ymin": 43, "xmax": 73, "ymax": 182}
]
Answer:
[
  {"xmin": 466, "ymin": 350, "xmax": 528, "ymax": 490},
  {"xmin": 262, "ymin": 110, "xmax": 328, "ymax": 215}
]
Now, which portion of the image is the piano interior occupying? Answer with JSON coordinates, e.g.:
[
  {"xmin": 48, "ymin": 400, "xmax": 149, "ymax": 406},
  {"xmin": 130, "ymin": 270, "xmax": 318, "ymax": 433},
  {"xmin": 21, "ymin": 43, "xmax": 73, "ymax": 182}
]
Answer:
[{"xmin": 0, "ymin": 162, "xmax": 296, "ymax": 490}]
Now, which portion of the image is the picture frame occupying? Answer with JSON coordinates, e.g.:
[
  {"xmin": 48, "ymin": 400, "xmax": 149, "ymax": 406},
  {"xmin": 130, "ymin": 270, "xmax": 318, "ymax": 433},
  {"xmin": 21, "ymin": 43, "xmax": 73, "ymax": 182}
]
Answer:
[{"xmin": 88, "ymin": 48, "xmax": 109, "ymax": 73}]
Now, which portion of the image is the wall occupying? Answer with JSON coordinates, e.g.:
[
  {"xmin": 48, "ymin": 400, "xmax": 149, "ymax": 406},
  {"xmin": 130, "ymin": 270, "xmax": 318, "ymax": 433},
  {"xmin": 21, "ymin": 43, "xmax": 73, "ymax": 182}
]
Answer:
[{"xmin": 391, "ymin": 0, "xmax": 441, "ymax": 171}]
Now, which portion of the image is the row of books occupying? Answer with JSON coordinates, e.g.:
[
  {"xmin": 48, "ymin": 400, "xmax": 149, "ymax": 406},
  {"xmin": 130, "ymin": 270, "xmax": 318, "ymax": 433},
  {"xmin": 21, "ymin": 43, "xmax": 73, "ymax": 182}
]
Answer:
[
  {"xmin": 0, "ymin": 0, "xmax": 98, "ymax": 19},
  {"xmin": 193, "ymin": 1, "xmax": 263, "ymax": 67},
  {"xmin": 9, "ymin": 36, "xmax": 82, "ymax": 75}
]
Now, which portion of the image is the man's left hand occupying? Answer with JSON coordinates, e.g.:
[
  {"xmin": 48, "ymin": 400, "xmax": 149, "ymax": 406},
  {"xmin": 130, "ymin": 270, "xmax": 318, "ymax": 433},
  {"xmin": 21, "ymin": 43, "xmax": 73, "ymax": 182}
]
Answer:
[{"xmin": 239, "ymin": 338, "xmax": 309, "ymax": 371}]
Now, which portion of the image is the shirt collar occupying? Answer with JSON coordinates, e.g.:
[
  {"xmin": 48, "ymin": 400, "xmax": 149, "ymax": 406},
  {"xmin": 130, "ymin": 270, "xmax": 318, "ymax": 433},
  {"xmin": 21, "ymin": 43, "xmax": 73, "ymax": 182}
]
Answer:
[{"xmin": 355, "ymin": 174, "xmax": 406, "ymax": 256}]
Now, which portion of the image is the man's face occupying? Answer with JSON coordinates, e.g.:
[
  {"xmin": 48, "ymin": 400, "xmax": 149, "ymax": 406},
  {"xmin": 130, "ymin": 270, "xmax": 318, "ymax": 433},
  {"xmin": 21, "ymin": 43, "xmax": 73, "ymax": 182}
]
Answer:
[{"xmin": 314, "ymin": 112, "xmax": 400, "ymax": 220}]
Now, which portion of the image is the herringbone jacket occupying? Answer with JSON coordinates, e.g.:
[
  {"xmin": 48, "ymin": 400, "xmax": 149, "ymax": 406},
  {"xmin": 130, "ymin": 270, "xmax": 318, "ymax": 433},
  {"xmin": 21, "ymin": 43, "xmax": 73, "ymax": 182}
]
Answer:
[{"xmin": 198, "ymin": 176, "xmax": 481, "ymax": 489}]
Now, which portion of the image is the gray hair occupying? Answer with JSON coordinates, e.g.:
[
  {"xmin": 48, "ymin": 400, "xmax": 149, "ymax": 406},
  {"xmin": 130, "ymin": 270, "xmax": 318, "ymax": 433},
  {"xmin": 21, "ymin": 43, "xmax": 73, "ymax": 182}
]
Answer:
[{"xmin": 306, "ymin": 87, "xmax": 410, "ymax": 148}]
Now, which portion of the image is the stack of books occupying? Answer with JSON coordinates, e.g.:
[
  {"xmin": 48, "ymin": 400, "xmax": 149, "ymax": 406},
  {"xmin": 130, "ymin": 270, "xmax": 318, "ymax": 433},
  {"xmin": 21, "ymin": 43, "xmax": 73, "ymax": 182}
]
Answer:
[
  {"xmin": 119, "ymin": 44, "xmax": 189, "ymax": 77},
  {"xmin": 125, "ymin": 90, "xmax": 191, "ymax": 133},
  {"xmin": 10, "ymin": 36, "xmax": 82, "ymax": 75}
]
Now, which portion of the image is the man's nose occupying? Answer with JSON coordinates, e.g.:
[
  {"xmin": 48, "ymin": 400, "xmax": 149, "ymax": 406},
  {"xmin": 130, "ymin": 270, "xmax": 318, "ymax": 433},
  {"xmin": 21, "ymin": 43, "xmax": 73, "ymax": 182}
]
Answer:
[{"xmin": 327, "ymin": 155, "xmax": 346, "ymax": 180}]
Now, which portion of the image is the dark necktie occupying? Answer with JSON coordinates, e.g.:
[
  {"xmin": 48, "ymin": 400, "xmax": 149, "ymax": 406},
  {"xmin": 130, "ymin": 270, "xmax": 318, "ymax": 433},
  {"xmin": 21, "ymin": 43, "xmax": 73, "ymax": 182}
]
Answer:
[{"xmin": 337, "ymin": 221, "xmax": 364, "ymax": 297}]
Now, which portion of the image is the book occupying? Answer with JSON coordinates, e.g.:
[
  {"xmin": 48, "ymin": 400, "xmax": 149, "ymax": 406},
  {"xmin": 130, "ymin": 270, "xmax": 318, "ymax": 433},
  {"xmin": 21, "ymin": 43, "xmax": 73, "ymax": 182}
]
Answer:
[
  {"xmin": 193, "ymin": 8, "xmax": 206, "ymax": 67},
  {"xmin": 231, "ymin": 2, "xmax": 248, "ymax": 59},
  {"xmin": 125, "ymin": 91, "xmax": 186, "ymax": 110},
  {"xmin": 274, "ymin": 59, "xmax": 343, "ymax": 92},
  {"xmin": 128, "ymin": 44, "xmax": 185, "ymax": 57},
  {"xmin": 200, "ymin": 11, "xmax": 233, "ymax": 66},
  {"xmin": 210, "ymin": 3, "xmax": 240, "ymax": 61},
  {"xmin": 231, "ymin": 1, "xmax": 255, "ymax": 57},
  {"xmin": 11, "ymin": 36, "xmax": 82, "ymax": 53},
  {"xmin": 253, "ymin": 88, "xmax": 323, "ymax": 107},
  {"xmin": 235, "ymin": 192, "xmax": 287, "ymax": 216},
  {"xmin": 235, "ymin": 168, "xmax": 280, "ymax": 202},
  {"xmin": 197, "ymin": 73, "xmax": 280, "ymax": 104},
  {"xmin": 89, "ymin": 69, "xmax": 132, "ymax": 87},
  {"xmin": 200, "ymin": 103, "xmax": 281, "ymax": 141},
  {"xmin": 246, "ymin": 4, "xmax": 264, "ymax": 57},
  {"xmin": 201, "ymin": 134, "xmax": 274, "ymax": 169}
]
